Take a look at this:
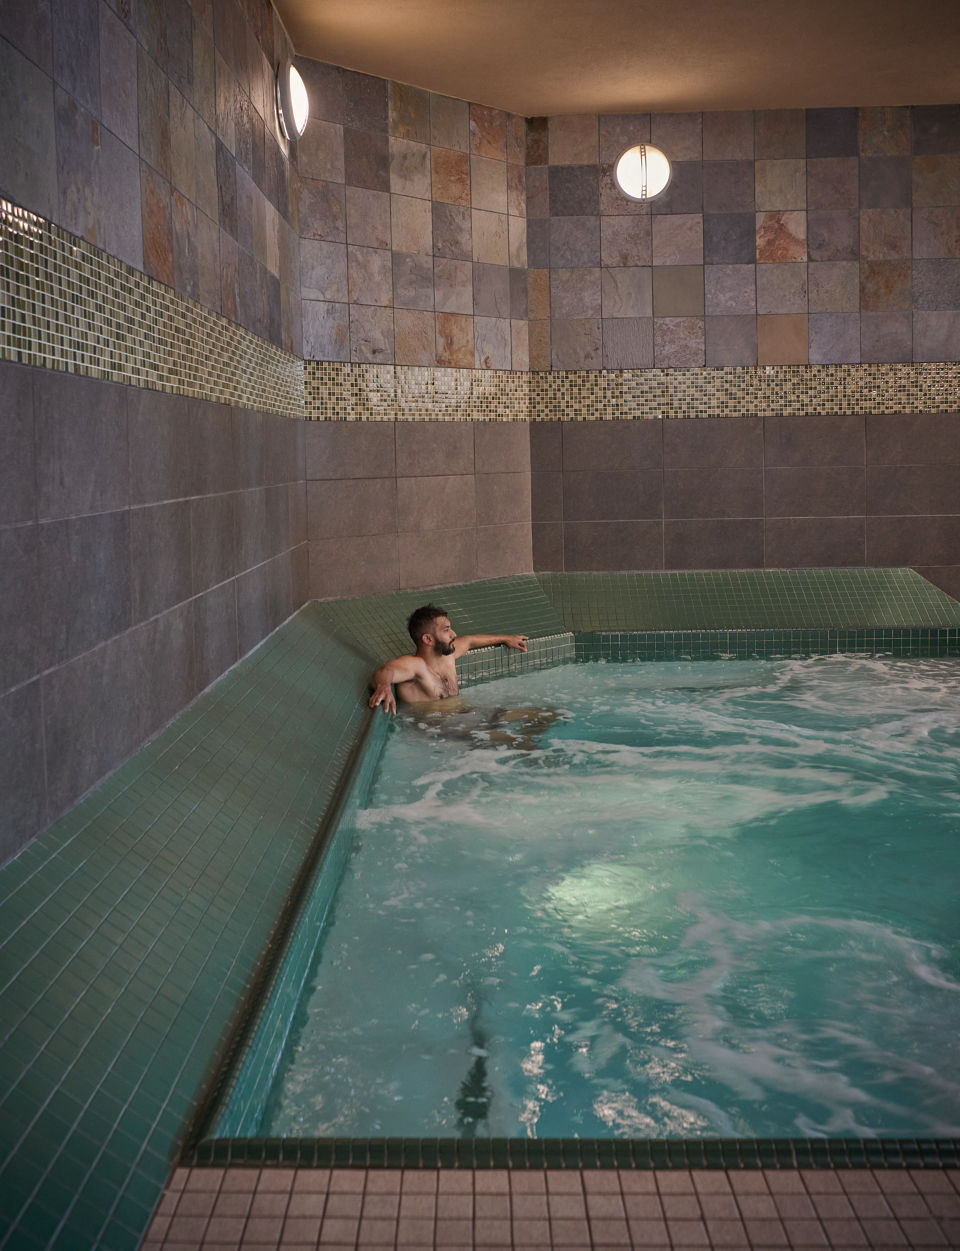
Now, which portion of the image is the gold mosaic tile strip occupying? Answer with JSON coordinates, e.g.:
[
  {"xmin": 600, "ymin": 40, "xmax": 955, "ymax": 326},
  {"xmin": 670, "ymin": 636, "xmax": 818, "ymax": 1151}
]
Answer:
[
  {"xmin": 304, "ymin": 362, "xmax": 532, "ymax": 421},
  {"xmin": 0, "ymin": 199, "xmax": 303, "ymax": 418},
  {"xmin": 305, "ymin": 361, "xmax": 959, "ymax": 424},
  {"xmin": 529, "ymin": 365, "xmax": 960, "ymax": 420}
]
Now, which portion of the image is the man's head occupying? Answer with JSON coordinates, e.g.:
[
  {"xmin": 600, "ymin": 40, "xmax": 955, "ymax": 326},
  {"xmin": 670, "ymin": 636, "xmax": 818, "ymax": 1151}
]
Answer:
[{"xmin": 407, "ymin": 604, "xmax": 456, "ymax": 656}]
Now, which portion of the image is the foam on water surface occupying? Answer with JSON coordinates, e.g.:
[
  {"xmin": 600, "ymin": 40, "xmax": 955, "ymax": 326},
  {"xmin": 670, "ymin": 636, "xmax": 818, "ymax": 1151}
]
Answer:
[{"xmin": 263, "ymin": 657, "xmax": 960, "ymax": 1140}]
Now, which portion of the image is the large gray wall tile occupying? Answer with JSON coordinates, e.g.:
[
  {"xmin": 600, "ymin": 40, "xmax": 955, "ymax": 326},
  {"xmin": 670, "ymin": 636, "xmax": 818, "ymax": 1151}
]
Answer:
[
  {"xmin": 529, "ymin": 421, "xmax": 563, "ymax": 471},
  {"xmin": 563, "ymin": 520, "xmax": 662, "ymax": 571},
  {"xmin": 42, "ymin": 632, "xmax": 140, "ymax": 822},
  {"xmin": 0, "ymin": 362, "xmax": 37, "ymax": 526},
  {"xmin": 764, "ymin": 466, "xmax": 865, "ymax": 517},
  {"xmin": 532, "ymin": 522, "xmax": 563, "ymax": 570},
  {"xmin": 39, "ymin": 510, "xmax": 131, "ymax": 668},
  {"xmin": 866, "ymin": 412, "xmax": 960, "ymax": 464},
  {"xmin": 0, "ymin": 681, "xmax": 46, "ymax": 865},
  {"xmin": 475, "ymin": 472, "xmax": 531, "ymax": 526},
  {"xmin": 396, "ymin": 421, "xmax": 474, "ymax": 476},
  {"xmin": 663, "ymin": 467, "xmax": 763, "ymax": 518},
  {"xmin": 310, "ymin": 532, "xmax": 399, "ymax": 599},
  {"xmin": 867, "ymin": 464, "xmax": 960, "ymax": 515},
  {"xmin": 127, "ymin": 602, "xmax": 198, "ymax": 744},
  {"xmin": 476, "ymin": 522, "xmax": 533, "ymax": 578},
  {"xmin": 397, "ymin": 474, "xmax": 476, "ymax": 532},
  {"xmin": 866, "ymin": 515, "xmax": 960, "ymax": 565},
  {"xmin": 764, "ymin": 517, "xmax": 865, "ymax": 567},
  {"xmin": 128, "ymin": 390, "xmax": 198, "ymax": 505},
  {"xmin": 475, "ymin": 421, "xmax": 531, "ymax": 473},
  {"xmin": 764, "ymin": 414, "xmax": 865, "ymax": 465},
  {"xmin": 35, "ymin": 372, "xmax": 128, "ymax": 520},
  {"xmin": 193, "ymin": 580, "xmax": 238, "ymax": 693},
  {"xmin": 664, "ymin": 518, "xmax": 764, "ymax": 568},
  {"xmin": 129, "ymin": 501, "xmax": 193, "ymax": 624},
  {"xmin": 564, "ymin": 470, "xmax": 662, "ymax": 521},
  {"xmin": 307, "ymin": 477, "xmax": 397, "ymax": 539},
  {"xmin": 0, "ymin": 524, "xmax": 38, "ymax": 692},
  {"xmin": 562, "ymin": 420, "xmax": 662, "ymax": 470},
  {"xmin": 190, "ymin": 493, "xmax": 239, "ymax": 593},
  {"xmin": 663, "ymin": 416, "xmax": 762, "ymax": 467},
  {"xmin": 398, "ymin": 527, "xmax": 475, "ymax": 589},
  {"xmin": 305, "ymin": 420, "xmax": 396, "ymax": 479},
  {"xmin": 236, "ymin": 554, "xmax": 289, "ymax": 655},
  {"xmin": 0, "ymin": 37, "xmax": 58, "ymax": 219}
]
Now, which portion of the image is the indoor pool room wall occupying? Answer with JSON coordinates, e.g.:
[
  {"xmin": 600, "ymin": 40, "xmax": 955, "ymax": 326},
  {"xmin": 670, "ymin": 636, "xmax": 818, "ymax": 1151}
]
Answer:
[{"xmin": 3, "ymin": 0, "xmax": 960, "ymax": 1247}]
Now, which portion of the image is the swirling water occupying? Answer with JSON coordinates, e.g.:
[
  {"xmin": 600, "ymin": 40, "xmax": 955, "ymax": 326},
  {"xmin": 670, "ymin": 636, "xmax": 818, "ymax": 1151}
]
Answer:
[{"xmin": 263, "ymin": 656, "xmax": 960, "ymax": 1140}]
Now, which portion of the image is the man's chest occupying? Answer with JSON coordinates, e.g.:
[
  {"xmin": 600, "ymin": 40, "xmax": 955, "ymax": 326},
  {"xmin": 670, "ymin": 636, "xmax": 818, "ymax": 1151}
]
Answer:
[{"xmin": 424, "ymin": 661, "xmax": 458, "ymax": 697}]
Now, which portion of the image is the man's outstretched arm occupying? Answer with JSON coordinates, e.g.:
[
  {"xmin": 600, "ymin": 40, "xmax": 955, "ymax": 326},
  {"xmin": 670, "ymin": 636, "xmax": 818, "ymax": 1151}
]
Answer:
[
  {"xmin": 368, "ymin": 654, "xmax": 426, "ymax": 714},
  {"xmin": 452, "ymin": 633, "xmax": 528, "ymax": 657}
]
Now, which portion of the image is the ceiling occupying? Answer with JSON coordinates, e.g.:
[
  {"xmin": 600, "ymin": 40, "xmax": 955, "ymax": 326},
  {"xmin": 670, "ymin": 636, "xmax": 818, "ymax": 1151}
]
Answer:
[{"xmin": 275, "ymin": 0, "xmax": 960, "ymax": 117}]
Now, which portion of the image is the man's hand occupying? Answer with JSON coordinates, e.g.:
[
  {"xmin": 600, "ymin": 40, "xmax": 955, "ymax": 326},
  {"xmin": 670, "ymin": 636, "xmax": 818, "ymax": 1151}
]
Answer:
[
  {"xmin": 368, "ymin": 683, "xmax": 397, "ymax": 714},
  {"xmin": 505, "ymin": 635, "xmax": 528, "ymax": 652}
]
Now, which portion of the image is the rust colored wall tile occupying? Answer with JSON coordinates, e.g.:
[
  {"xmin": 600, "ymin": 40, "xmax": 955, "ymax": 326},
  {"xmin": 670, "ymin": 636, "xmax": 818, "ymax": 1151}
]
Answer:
[{"xmin": 756, "ymin": 211, "xmax": 807, "ymax": 262}]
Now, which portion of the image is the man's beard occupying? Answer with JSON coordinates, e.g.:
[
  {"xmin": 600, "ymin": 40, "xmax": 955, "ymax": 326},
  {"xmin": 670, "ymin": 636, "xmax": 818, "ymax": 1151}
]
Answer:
[{"xmin": 435, "ymin": 640, "xmax": 456, "ymax": 656}]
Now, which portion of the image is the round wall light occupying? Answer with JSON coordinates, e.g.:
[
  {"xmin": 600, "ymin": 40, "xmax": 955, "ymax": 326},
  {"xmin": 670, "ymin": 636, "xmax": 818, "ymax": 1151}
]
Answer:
[
  {"xmin": 614, "ymin": 143, "xmax": 671, "ymax": 201},
  {"xmin": 276, "ymin": 59, "xmax": 309, "ymax": 140}
]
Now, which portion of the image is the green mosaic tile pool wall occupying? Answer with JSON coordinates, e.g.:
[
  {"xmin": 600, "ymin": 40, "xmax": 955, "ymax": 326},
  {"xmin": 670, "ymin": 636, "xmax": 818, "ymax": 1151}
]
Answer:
[
  {"xmin": 0, "ymin": 605, "xmax": 392, "ymax": 1251},
  {"xmin": 2, "ymin": 570, "xmax": 957, "ymax": 1249},
  {"xmin": 0, "ymin": 199, "xmax": 303, "ymax": 419},
  {"xmin": 535, "ymin": 569, "xmax": 960, "ymax": 632},
  {"xmin": 577, "ymin": 628, "xmax": 960, "ymax": 662},
  {"xmin": 0, "ymin": 577, "xmax": 562, "ymax": 1251},
  {"xmin": 304, "ymin": 360, "xmax": 960, "ymax": 421}
]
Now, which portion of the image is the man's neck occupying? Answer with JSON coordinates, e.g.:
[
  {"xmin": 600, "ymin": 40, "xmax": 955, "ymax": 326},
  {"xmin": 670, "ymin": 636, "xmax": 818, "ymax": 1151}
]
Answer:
[{"xmin": 417, "ymin": 643, "xmax": 452, "ymax": 668}]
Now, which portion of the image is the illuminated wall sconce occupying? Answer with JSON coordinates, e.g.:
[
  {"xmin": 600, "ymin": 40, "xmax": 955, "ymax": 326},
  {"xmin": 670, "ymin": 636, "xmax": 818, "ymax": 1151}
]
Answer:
[
  {"xmin": 276, "ymin": 58, "xmax": 310, "ymax": 140},
  {"xmin": 614, "ymin": 143, "xmax": 672, "ymax": 201}
]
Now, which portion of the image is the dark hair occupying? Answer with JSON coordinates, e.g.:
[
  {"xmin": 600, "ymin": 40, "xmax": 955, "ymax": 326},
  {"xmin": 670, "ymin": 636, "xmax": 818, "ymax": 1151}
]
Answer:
[{"xmin": 407, "ymin": 604, "xmax": 447, "ymax": 645}]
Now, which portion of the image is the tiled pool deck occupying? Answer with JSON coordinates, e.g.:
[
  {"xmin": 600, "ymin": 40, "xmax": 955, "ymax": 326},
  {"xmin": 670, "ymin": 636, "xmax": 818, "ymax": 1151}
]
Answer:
[
  {"xmin": 144, "ymin": 1163, "xmax": 960, "ymax": 1249},
  {"xmin": 2, "ymin": 570, "xmax": 960, "ymax": 1251}
]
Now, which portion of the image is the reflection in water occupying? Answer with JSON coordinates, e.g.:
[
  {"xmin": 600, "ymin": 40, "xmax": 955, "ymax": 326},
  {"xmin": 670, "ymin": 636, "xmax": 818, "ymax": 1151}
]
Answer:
[
  {"xmin": 405, "ymin": 702, "xmax": 564, "ymax": 752},
  {"xmin": 454, "ymin": 986, "xmax": 492, "ymax": 1138}
]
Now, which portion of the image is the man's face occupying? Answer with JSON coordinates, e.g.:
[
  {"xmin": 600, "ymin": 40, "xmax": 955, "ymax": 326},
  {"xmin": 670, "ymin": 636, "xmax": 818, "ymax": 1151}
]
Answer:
[{"xmin": 429, "ymin": 616, "xmax": 457, "ymax": 656}]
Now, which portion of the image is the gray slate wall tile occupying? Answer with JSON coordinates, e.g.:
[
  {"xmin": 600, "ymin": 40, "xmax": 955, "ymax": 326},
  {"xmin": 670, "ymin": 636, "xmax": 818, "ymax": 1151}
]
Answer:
[
  {"xmin": 0, "ymin": 362, "xmax": 37, "ymax": 526},
  {"xmin": 193, "ymin": 580, "xmax": 239, "ymax": 693},
  {"xmin": 664, "ymin": 517, "xmax": 764, "ymax": 568},
  {"xmin": 475, "ymin": 421, "xmax": 530, "ymax": 473},
  {"xmin": 129, "ymin": 501, "xmax": 192, "ymax": 624},
  {"xmin": 564, "ymin": 520, "xmax": 663, "ymax": 571},
  {"xmin": 0, "ymin": 525, "xmax": 38, "ymax": 692},
  {"xmin": 39, "ymin": 510, "xmax": 131, "ymax": 668},
  {"xmin": 0, "ymin": 681, "xmax": 46, "ymax": 864}
]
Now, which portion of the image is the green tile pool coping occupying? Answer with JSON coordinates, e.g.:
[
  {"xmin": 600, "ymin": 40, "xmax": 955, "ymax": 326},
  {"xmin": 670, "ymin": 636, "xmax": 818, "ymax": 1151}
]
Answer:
[
  {"xmin": 3, "ymin": 574, "xmax": 960, "ymax": 1251},
  {"xmin": 183, "ymin": 1135, "xmax": 960, "ymax": 1171}
]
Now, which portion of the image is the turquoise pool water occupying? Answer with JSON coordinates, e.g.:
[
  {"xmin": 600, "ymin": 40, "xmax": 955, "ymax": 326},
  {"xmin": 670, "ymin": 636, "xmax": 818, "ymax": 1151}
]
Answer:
[{"xmin": 263, "ymin": 656, "xmax": 960, "ymax": 1141}]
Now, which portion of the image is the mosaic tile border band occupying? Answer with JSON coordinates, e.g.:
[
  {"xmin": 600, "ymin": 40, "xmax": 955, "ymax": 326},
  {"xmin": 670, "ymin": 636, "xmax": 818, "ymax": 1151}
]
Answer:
[
  {"xmin": 0, "ymin": 199, "xmax": 303, "ymax": 418},
  {"xmin": 306, "ymin": 361, "xmax": 960, "ymax": 421}
]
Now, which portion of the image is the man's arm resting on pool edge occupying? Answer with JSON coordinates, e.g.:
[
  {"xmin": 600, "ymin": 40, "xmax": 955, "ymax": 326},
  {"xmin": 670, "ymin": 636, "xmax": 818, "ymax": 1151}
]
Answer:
[
  {"xmin": 451, "ymin": 633, "xmax": 528, "ymax": 658},
  {"xmin": 368, "ymin": 655, "xmax": 430, "ymax": 714}
]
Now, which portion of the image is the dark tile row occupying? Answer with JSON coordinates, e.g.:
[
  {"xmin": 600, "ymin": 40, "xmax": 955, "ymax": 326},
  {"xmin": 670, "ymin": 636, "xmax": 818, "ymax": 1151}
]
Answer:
[
  {"xmin": 530, "ymin": 412, "xmax": 960, "ymax": 470},
  {"xmin": 530, "ymin": 414, "xmax": 960, "ymax": 575},
  {"xmin": 532, "ymin": 516, "xmax": 960, "ymax": 572}
]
